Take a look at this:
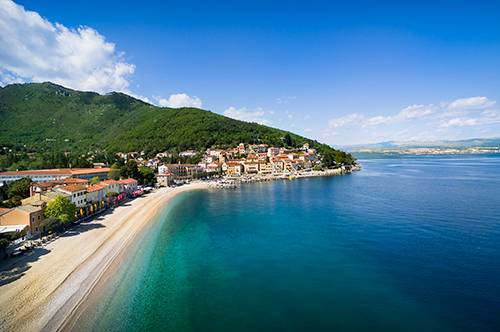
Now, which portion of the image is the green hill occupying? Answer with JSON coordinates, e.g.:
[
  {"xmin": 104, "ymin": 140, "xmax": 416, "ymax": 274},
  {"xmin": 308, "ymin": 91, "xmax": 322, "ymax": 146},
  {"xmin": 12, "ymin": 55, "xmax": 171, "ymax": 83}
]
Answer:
[{"xmin": 0, "ymin": 82, "xmax": 354, "ymax": 167}]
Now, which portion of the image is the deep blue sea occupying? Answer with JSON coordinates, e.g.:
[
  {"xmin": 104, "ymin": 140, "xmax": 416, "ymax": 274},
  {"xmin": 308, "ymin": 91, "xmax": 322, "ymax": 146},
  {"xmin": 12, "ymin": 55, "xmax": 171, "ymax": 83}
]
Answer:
[{"xmin": 73, "ymin": 155, "xmax": 500, "ymax": 332}]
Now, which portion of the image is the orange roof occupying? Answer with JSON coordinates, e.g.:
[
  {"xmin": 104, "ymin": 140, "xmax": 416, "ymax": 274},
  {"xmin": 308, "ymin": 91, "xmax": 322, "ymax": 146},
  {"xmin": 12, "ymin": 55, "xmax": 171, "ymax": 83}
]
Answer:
[
  {"xmin": 117, "ymin": 178, "xmax": 137, "ymax": 184},
  {"xmin": 63, "ymin": 178, "xmax": 89, "ymax": 184},
  {"xmin": 0, "ymin": 208, "xmax": 12, "ymax": 216},
  {"xmin": 69, "ymin": 168, "xmax": 110, "ymax": 175},
  {"xmin": 33, "ymin": 181, "xmax": 61, "ymax": 188},
  {"xmin": 87, "ymin": 184, "xmax": 106, "ymax": 192},
  {"xmin": 0, "ymin": 168, "xmax": 110, "ymax": 177},
  {"xmin": 0, "ymin": 169, "xmax": 70, "ymax": 176},
  {"xmin": 57, "ymin": 184, "xmax": 87, "ymax": 192},
  {"xmin": 100, "ymin": 179, "xmax": 120, "ymax": 185}
]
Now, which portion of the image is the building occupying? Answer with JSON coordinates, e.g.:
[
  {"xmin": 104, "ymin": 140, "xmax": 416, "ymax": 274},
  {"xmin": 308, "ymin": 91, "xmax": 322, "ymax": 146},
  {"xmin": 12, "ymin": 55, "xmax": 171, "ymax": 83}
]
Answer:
[
  {"xmin": 156, "ymin": 172, "xmax": 173, "ymax": 187},
  {"xmin": 267, "ymin": 147, "xmax": 280, "ymax": 157},
  {"xmin": 29, "ymin": 178, "xmax": 89, "ymax": 195},
  {"xmin": 179, "ymin": 150, "xmax": 198, "ymax": 157},
  {"xmin": 250, "ymin": 144, "xmax": 268, "ymax": 153},
  {"xmin": 117, "ymin": 178, "xmax": 139, "ymax": 195},
  {"xmin": 21, "ymin": 191, "xmax": 70, "ymax": 206},
  {"xmin": 206, "ymin": 163, "xmax": 222, "ymax": 173},
  {"xmin": 259, "ymin": 162, "xmax": 273, "ymax": 175},
  {"xmin": 0, "ymin": 205, "xmax": 44, "ymax": 237},
  {"xmin": 243, "ymin": 162, "xmax": 259, "ymax": 174},
  {"xmin": 223, "ymin": 162, "xmax": 243, "ymax": 176},
  {"xmin": 157, "ymin": 165, "xmax": 169, "ymax": 175},
  {"xmin": 0, "ymin": 168, "xmax": 110, "ymax": 184},
  {"xmin": 86, "ymin": 184, "xmax": 107, "ymax": 213},
  {"xmin": 99, "ymin": 180, "xmax": 123, "ymax": 194},
  {"xmin": 271, "ymin": 159, "xmax": 285, "ymax": 174},
  {"xmin": 238, "ymin": 143, "xmax": 246, "ymax": 154},
  {"xmin": 165, "ymin": 164, "xmax": 203, "ymax": 180},
  {"xmin": 54, "ymin": 185, "xmax": 88, "ymax": 208}
]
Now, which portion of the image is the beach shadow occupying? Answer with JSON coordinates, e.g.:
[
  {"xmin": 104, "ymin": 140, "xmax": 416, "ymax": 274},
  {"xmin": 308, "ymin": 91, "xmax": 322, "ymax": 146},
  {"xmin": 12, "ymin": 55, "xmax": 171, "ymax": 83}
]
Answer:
[
  {"xmin": 61, "ymin": 222, "xmax": 105, "ymax": 237},
  {"xmin": 0, "ymin": 247, "xmax": 51, "ymax": 286}
]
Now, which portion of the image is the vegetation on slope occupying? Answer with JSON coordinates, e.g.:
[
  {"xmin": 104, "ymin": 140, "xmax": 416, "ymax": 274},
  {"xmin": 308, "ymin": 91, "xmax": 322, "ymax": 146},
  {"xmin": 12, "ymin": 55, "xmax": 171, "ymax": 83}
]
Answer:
[{"xmin": 0, "ymin": 82, "xmax": 354, "ymax": 169}]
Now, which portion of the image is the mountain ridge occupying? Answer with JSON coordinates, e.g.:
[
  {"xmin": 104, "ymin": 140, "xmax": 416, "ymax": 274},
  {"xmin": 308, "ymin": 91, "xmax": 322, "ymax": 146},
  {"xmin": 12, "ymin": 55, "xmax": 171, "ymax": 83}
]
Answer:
[{"xmin": 0, "ymin": 82, "xmax": 354, "ymax": 166}]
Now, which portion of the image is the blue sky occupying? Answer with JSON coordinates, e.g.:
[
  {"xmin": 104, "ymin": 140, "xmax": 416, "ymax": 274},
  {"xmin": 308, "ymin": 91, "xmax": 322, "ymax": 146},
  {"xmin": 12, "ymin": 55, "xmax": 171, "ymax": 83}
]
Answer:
[{"xmin": 1, "ymin": 1, "xmax": 500, "ymax": 145}]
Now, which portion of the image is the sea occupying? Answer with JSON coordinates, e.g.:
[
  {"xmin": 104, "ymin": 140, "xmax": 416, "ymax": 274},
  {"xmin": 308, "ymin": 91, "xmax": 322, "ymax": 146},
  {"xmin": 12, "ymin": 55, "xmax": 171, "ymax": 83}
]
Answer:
[{"xmin": 71, "ymin": 154, "xmax": 500, "ymax": 332}]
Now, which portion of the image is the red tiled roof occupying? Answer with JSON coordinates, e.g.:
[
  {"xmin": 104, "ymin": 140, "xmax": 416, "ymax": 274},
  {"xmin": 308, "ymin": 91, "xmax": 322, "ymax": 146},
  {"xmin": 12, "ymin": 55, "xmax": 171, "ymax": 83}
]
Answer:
[
  {"xmin": 0, "ymin": 208, "xmax": 12, "ymax": 216},
  {"xmin": 33, "ymin": 181, "xmax": 61, "ymax": 188},
  {"xmin": 69, "ymin": 168, "xmax": 110, "ymax": 175},
  {"xmin": 156, "ymin": 172, "xmax": 172, "ymax": 177},
  {"xmin": 117, "ymin": 178, "xmax": 137, "ymax": 184},
  {"xmin": 0, "ymin": 169, "xmax": 70, "ymax": 176},
  {"xmin": 100, "ymin": 179, "xmax": 120, "ymax": 185},
  {"xmin": 157, "ymin": 172, "xmax": 172, "ymax": 176},
  {"xmin": 0, "ymin": 168, "xmax": 110, "ymax": 177},
  {"xmin": 87, "ymin": 184, "xmax": 106, "ymax": 192},
  {"xmin": 63, "ymin": 178, "xmax": 89, "ymax": 184},
  {"xmin": 57, "ymin": 184, "xmax": 87, "ymax": 192}
]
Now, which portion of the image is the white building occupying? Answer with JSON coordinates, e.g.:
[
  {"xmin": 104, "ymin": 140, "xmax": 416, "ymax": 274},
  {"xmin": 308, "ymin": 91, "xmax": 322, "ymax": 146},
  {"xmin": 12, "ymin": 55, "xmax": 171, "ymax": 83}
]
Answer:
[{"xmin": 54, "ymin": 185, "xmax": 88, "ymax": 207}]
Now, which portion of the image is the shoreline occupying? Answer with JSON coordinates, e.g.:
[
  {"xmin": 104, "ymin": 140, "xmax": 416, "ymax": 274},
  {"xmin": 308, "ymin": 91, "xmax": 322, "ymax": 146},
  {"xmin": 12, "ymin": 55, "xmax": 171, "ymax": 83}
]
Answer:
[
  {"xmin": 0, "ymin": 171, "xmax": 358, "ymax": 331},
  {"xmin": 209, "ymin": 166, "xmax": 360, "ymax": 187},
  {"xmin": 0, "ymin": 183, "xmax": 209, "ymax": 332}
]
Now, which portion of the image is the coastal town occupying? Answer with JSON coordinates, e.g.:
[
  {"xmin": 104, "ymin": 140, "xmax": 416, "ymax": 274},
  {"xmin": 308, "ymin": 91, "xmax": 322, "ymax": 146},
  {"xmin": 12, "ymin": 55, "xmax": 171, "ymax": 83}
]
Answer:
[{"xmin": 0, "ymin": 142, "xmax": 355, "ymax": 257}]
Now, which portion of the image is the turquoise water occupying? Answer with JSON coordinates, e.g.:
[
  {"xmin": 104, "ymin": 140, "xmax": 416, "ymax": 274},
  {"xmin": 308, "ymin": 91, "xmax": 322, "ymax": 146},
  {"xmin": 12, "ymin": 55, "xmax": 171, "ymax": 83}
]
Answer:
[{"xmin": 73, "ymin": 155, "xmax": 500, "ymax": 331}]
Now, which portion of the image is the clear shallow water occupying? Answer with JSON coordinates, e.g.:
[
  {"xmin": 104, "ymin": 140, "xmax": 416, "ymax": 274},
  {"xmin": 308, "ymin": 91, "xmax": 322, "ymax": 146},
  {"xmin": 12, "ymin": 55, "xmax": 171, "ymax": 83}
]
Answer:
[{"xmin": 73, "ymin": 155, "xmax": 500, "ymax": 332}]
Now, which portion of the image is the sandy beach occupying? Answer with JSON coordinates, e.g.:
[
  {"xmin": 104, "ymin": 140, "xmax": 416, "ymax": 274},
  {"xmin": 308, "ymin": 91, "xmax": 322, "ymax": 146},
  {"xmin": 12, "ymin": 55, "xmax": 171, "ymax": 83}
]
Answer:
[{"xmin": 0, "ymin": 183, "xmax": 208, "ymax": 332}]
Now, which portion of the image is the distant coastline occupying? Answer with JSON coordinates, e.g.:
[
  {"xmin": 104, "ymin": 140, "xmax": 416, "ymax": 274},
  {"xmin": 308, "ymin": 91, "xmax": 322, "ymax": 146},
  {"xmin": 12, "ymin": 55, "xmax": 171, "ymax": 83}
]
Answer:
[{"xmin": 352, "ymin": 147, "xmax": 500, "ymax": 155}]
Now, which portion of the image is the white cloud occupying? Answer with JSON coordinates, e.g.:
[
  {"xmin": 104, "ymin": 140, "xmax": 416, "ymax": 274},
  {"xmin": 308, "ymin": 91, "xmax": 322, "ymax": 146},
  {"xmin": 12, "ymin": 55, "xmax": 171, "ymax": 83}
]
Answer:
[
  {"xmin": 328, "ymin": 113, "xmax": 364, "ymax": 129},
  {"xmin": 326, "ymin": 96, "xmax": 500, "ymax": 145},
  {"xmin": 397, "ymin": 104, "xmax": 435, "ymax": 119},
  {"xmin": 440, "ymin": 118, "xmax": 479, "ymax": 128},
  {"xmin": 447, "ymin": 96, "xmax": 495, "ymax": 110},
  {"xmin": 224, "ymin": 106, "xmax": 270, "ymax": 125},
  {"xmin": 156, "ymin": 93, "xmax": 202, "ymax": 108},
  {"xmin": 0, "ymin": 0, "xmax": 135, "ymax": 93},
  {"xmin": 329, "ymin": 96, "xmax": 497, "ymax": 131},
  {"xmin": 364, "ymin": 115, "xmax": 391, "ymax": 126}
]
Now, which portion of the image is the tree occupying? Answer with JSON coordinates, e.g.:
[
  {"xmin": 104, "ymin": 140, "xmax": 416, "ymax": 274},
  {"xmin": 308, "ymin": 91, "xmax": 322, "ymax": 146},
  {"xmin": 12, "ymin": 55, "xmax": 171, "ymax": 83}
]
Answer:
[
  {"xmin": 7, "ymin": 177, "xmax": 32, "ymax": 205},
  {"xmin": 106, "ymin": 191, "xmax": 119, "ymax": 198},
  {"xmin": 0, "ymin": 182, "xmax": 8, "ymax": 202},
  {"xmin": 283, "ymin": 133, "xmax": 294, "ymax": 147},
  {"xmin": 45, "ymin": 196, "xmax": 76, "ymax": 225},
  {"xmin": 120, "ymin": 160, "xmax": 140, "ymax": 179},
  {"xmin": 41, "ymin": 217, "xmax": 60, "ymax": 234},
  {"xmin": 139, "ymin": 166, "xmax": 155, "ymax": 185},
  {"xmin": 90, "ymin": 176, "xmax": 101, "ymax": 185},
  {"xmin": 321, "ymin": 150, "xmax": 337, "ymax": 168},
  {"xmin": 108, "ymin": 163, "xmax": 121, "ymax": 180}
]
